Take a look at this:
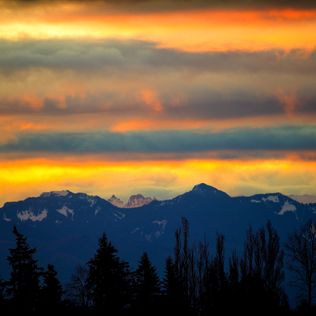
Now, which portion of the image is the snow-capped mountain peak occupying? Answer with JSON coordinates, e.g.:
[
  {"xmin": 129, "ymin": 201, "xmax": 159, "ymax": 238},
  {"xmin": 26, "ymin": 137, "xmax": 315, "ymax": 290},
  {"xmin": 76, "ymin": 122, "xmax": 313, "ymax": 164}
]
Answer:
[
  {"xmin": 125, "ymin": 194, "xmax": 153, "ymax": 208},
  {"xmin": 40, "ymin": 190, "xmax": 72, "ymax": 198},
  {"xmin": 107, "ymin": 194, "xmax": 154, "ymax": 208},
  {"xmin": 108, "ymin": 195, "xmax": 124, "ymax": 208}
]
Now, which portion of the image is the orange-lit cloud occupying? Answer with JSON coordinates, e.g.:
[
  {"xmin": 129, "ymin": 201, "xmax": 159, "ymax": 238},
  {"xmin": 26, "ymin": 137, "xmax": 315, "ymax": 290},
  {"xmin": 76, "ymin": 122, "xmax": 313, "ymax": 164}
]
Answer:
[
  {"xmin": 110, "ymin": 119, "xmax": 206, "ymax": 132},
  {"xmin": 275, "ymin": 89, "xmax": 300, "ymax": 117},
  {"xmin": 140, "ymin": 89, "xmax": 163, "ymax": 113},
  {"xmin": 1, "ymin": 6, "xmax": 316, "ymax": 52}
]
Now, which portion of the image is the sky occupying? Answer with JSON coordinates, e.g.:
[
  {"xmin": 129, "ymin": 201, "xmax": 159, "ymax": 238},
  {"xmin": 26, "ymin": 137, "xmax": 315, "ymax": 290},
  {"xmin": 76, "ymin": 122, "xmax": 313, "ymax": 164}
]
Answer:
[{"xmin": 0, "ymin": 0, "xmax": 316, "ymax": 205}]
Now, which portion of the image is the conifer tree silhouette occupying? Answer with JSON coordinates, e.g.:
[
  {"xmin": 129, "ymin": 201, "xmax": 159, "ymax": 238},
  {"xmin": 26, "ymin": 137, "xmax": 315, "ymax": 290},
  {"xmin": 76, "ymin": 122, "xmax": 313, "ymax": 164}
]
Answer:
[
  {"xmin": 41, "ymin": 264, "xmax": 63, "ymax": 311},
  {"xmin": 87, "ymin": 233, "xmax": 130, "ymax": 313},
  {"xmin": 133, "ymin": 252, "xmax": 160, "ymax": 313},
  {"xmin": 7, "ymin": 226, "xmax": 41, "ymax": 312},
  {"xmin": 163, "ymin": 256, "xmax": 178, "ymax": 303}
]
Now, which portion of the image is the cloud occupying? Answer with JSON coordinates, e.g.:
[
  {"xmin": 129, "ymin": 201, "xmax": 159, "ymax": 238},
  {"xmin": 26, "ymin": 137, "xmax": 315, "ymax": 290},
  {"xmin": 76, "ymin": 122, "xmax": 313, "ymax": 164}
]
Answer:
[
  {"xmin": 1, "ymin": 39, "xmax": 315, "ymax": 120},
  {"xmin": 275, "ymin": 89, "xmax": 299, "ymax": 116},
  {"xmin": 1, "ymin": 86, "xmax": 316, "ymax": 120},
  {"xmin": 140, "ymin": 89, "xmax": 163, "ymax": 112},
  {"xmin": 3, "ymin": 0, "xmax": 316, "ymax": 10},
  {"xmin": 164, "ymin": 90, "xmax": 284, "ymax": 119},
  {"xmin": 1, "ymin": 40, "xmax": 316, "ymax": 74},
  {"xmin": 1, "ymin": 125, "xmax": 315, "ymax": 154}
]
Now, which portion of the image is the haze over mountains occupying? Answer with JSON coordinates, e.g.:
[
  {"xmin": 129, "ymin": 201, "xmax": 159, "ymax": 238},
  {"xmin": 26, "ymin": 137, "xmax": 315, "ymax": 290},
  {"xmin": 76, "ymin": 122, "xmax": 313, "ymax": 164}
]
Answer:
[
  {"xmin": 289, "ymin": 194, "xmax": 316, "ymax": 204},
  {"xmin": 0, "ymin": 183, "xmax": 315, "ymax": 282}
]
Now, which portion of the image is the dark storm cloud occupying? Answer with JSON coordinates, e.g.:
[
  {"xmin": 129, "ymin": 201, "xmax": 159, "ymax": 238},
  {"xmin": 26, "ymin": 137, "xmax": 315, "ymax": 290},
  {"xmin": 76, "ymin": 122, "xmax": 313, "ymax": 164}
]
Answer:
[
  {"xmin": 1, "ymin": 125, "xmax": 315, "ymax": 153},
  {"xmin": 1, "ymin": 40, "xmax": 316, "ymax": 75},
  {"xmin": 3, "ymin": 0, "xmax": 316, "ymax": 10}
]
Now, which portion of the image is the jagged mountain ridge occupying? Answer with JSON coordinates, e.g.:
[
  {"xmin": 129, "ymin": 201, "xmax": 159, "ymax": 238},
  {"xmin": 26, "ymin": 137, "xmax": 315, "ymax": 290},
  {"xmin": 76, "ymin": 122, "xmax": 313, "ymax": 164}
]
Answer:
[
  {"xmin": 107, "ymin": 193, "xmax": 154, "ymax": 208},
  {"xmin": 0, "ymin": 183, "xmax": 315, "ymax": 281}
]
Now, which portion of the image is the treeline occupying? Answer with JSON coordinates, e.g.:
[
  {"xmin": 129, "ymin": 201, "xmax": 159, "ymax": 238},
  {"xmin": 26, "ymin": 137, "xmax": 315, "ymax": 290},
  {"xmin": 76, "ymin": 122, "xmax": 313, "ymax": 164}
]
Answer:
[{"xmin": 1, "ymin": 219, "xmax": 316, "ymax": 315}]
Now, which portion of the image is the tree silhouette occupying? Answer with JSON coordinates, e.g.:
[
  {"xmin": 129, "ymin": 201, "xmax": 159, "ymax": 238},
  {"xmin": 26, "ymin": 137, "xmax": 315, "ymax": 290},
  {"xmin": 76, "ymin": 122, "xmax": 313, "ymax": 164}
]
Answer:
[
  {"xmin": 87, "ymin": 233, "xmax": 131, "ymax": 313},
  {"xmin": 201, "ymin": 234, "xmax": 228, "ymax": 314},
  {"xmin": 7, "ymin": 226, "xmax": 41, "ymax": 312},
  {"xmin": 174, "ymin": 217, "xmax": 192, "ymax": 306},
  {"xmin": 264, "ymin": 221, "xmax": 285, "ymax": 304},
  {"xmin": 2, "ymin": 219, "xmax": 309, "ymax": 314},
  {"xmin": 163, "ymin": 256, "xmax": 177, "ymax": 302},
  {"xmin": 133, "ymin": 252, "xmax": 160, "ymax": 313},
  {"xmin": 41, "ymin": 264, "xmax": 63, "ymax": 311},
  {"xmin": 0, "ymin": 277, "xmax": 6, "ymax": 308},
  {"xmin": 213, "ymin": 233, "xmax": 227, "ymax": 295},
  {"xmin": 67, "ymin": 264, "xmax": 91, "ymax": 308},
  {"xmin": 286, "ymin": 221, "xmax": 316, "ymax": 308},
  {"xmin": 226, "ymin": 250, "xmax": 240, "ymax": 311},
  {"xmin": 228, "ymin": 250, "xmax": 239, "ymax": 289},
  {"xmin": 196, "ymin": 239, "xmax": 211, "ymax": 315},
  {"xmin": 239, "ymin": 222, "xmax": 286, "ymax": 312}
]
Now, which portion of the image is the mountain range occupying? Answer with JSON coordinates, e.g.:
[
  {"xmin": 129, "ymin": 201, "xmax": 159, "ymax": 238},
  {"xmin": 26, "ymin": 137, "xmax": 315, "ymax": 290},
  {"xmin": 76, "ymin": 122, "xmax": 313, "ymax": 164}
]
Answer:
[{"xmin": 1, "ymin": 183, "xmax": 316, "ymax": 282}]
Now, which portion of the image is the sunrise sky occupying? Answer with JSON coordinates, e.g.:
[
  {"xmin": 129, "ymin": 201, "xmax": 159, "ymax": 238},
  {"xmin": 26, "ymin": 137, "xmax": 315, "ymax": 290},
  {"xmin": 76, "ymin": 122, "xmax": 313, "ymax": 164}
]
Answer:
[{"xmin": 0, "ymin": 0, "xmax": 316, "ymax": 205}]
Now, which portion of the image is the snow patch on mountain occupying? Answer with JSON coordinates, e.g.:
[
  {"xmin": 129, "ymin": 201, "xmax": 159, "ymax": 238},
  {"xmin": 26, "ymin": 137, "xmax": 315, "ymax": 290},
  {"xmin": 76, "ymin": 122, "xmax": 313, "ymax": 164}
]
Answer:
[
  {"xmin": 131, "ymin": 227, "xmax": 141, "ymax": 234},
  {"xmin": 114, "ymin": 211, "xmax": 126, "ymax": 221},
  {"xmin": 94, "ymin": 207, "xmax": 101, "ymax": 216},
  {"xmin": 41, "ymin": 190, "xmax": 70, "ymax": 198},
  {"xmin": 279, "ymin": 201, "xmax": 297, "ymax": 215},
  {"xmin": 126, "ymin": 194, "xmax": 153, "ymax": 208},
  {"xmin": 152, "ymin": 219, "xmax": 168, "ymax": 230},
  {"xmin": 152, "ymin": 219, "xmax": 168, "ymax": 238},
  {"xmin": 57, "ymin": 205, "xmax": 74, "ymax": 218},
  {"xmin": 262, "ymin": 195, "xmax": 280, "ymax": 203},
  {"xmin": 88, "ymin": 197, "xmax": 97, "ymax": 207},
  {"xmin": 130, "ymin": 220, "xmax": 168, "ymax": 241},
  {"xmin": 17, "ymin": 209, "xmax": 48, "ymax": 222},
  {"xmin": 3, "ymin": 214, "xmax": 11, "ymax": 222}
]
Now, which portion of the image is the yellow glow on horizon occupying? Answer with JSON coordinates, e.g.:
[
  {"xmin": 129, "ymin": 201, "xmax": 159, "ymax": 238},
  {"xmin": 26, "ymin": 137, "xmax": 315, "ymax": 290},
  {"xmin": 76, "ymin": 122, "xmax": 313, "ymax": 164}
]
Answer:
[{"xmin": 1, "ymin": 157, "xmax": 316, "ymax": 206}]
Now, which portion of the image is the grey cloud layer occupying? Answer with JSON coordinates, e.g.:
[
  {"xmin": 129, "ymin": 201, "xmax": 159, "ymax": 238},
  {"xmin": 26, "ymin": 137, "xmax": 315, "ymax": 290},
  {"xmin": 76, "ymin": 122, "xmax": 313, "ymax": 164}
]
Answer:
[
  {"xmin": 1, "ymin": 87, "xmax": 316, "ymax": 119},
  {"xmin": 3, "ymin": 0, "xmax": 316, "ymax": 10},
  {"xmin": 1, "ymin": 40, "xmax": 315, "ymax": 74},
  {"xmin": 0, "ymin": 90, "xmax": 293, "ymax": 118},
  {"xmin": 1, "ymin": 125, "xmax": 315, "ymax": 153}
]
